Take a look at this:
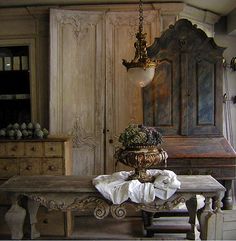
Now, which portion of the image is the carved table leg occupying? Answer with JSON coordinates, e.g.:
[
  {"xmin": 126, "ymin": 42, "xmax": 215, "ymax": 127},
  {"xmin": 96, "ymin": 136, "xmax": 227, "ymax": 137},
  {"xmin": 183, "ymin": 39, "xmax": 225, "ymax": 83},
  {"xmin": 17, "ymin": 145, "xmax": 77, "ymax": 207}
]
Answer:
[
  {"xmin": 28, "ymin": 198, "xmax": 40, "ymax": 239},
  {"xmin": 186, "ymin": 196, "xmax": 200, "ymax": 240},
  {"xmin": 222, "ymin": 180, "xmax": 233, "ymax": 210},
  {"xmin": 198, "ymin": 196, "xmax": 215, "ymax": 240},
  {"xmin": 5, "ymin": 194, "xmax": 26, "ymax": 240},
  {"xmin": 213, "ymin": 193, "xmax": 224, "ymax": 240},
  {"xmin": 142, "ymin": 211, "xmax": 154, "ymax": 237}
]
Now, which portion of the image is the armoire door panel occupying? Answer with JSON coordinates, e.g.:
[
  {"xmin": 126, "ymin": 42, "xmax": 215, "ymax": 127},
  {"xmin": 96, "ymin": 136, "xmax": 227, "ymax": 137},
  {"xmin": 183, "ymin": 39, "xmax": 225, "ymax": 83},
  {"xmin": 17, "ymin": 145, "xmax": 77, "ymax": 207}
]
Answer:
[
  {"xmin": 188, "ymin": 56, "xmax": 222, "ymax": 136},
  {"xmin": 105, "ymin": 11, "xmax": 160, "ymax": 173},
  {"xmin": 197, "ymin": 60, "xmax": 215, "ymax": 125},
  {"xmin": 143, "ymin": 54, "xmax": 180, "ymax": 136},
  {"xmin": 144, "ymin": 61, "xmax": 173, "ymax": 127},
  {"xmin": 50, "ymin": 9, "xmax": 105, "ymax": 175}
]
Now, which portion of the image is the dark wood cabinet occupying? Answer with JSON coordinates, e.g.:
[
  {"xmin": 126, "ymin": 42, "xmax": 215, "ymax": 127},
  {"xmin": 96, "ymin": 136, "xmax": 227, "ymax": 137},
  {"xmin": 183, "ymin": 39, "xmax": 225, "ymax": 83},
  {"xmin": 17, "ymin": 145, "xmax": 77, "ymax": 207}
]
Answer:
[
  {"xmin": 144, "ymin": 19, "xmax": 236, "ymax": 210},
  {"xmin": 144, "ymin": 18, "xmax": 224, "ymax": 136}
]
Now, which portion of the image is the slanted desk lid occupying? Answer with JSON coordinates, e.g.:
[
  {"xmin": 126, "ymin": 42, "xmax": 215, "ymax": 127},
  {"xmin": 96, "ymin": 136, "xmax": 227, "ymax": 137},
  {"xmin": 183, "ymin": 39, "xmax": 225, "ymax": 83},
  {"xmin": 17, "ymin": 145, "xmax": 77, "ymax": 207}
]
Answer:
[{"xmin": 162, "ymin": 136, "xmax": 236, "ymax": 159}]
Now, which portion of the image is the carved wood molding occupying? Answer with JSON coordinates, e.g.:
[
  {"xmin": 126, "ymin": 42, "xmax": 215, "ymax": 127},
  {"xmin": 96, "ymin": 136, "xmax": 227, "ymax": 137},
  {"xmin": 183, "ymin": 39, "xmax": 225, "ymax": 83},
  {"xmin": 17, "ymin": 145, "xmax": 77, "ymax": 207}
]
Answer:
[
  {"xmin": 26, "ymin": 194, "xmax": 110, "ymax": 219},
  {"xmin": 148, "ymin": 19, "xmax": 225, "ymax": 56},
  {"xmin": 106, "ymin": 11, "xmax": 159, "ymax": 40},
  {"xmin": 56, "ymin": 11, "xmax": 103, "ymax": 41},
  {"xmin": 25, "ymin": 192, "xmax": 208, "ymax": 220},
  {"xmin": 69, "ymin": 117, "xmax": 99, "ymax": 148}
]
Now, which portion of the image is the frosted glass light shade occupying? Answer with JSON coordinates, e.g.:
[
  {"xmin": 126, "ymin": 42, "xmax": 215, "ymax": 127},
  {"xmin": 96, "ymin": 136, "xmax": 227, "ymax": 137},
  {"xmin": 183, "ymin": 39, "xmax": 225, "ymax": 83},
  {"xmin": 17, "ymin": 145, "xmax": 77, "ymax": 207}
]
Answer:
[{"xmin": 127, "ymin": 66, "xmax": 155, "ymax": 87}]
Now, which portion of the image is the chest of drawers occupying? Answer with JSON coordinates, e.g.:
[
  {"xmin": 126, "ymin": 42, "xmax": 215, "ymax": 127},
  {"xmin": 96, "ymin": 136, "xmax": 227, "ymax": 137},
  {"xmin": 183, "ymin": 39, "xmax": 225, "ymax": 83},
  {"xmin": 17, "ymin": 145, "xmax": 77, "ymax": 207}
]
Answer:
[
  {"xmin": 0, "ymin": 137, "xmax": 72, "ymax": 237},
  {"xmin": 0, "ymin": 137, "xmax": 72, "ymax": 177}
]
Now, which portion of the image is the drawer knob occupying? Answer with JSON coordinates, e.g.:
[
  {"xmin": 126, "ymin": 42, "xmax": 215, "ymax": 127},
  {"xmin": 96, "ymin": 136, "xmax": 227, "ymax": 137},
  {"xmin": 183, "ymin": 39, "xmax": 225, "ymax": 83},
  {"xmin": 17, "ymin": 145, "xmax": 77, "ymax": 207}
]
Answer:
[
  {"xmin": 43, "ymin": 218, "xmax": 48, "ymax": 224},
  {"xmin": 49, "ymin": 165, "xmax": 56, "ymax": 171},
  {"xmin": 31, "ymin": 146, "xmax": 36, "ymax": 151},
  {"xmin": 3, "ymin": 166, "xmax": 9, "ymax": 171},
  {"xmin": 26, "ymin": 165, "xmax": 32, "ymax": 170},
  {"xmin": 11, "ymin": 146, "xmax": 17, "ymax": 151},
  {"xmin": 50, "ymin": 147, "xmax": 55, "ymax": 151}
]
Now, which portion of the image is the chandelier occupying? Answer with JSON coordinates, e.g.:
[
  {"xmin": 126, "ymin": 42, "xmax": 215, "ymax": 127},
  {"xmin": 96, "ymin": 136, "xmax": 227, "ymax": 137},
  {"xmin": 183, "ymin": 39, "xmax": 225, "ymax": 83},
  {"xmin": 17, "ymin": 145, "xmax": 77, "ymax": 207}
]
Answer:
[{"xmin": 122, "ymin": 0, "xmax": 156, "ymax": 87}]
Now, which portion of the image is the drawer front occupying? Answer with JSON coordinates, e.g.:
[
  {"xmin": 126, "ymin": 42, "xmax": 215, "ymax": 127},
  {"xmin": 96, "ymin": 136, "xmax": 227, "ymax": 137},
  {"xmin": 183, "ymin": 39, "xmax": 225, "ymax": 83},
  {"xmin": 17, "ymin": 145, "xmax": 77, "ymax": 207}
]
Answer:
[
  {"xmin": 0, "ymin": 159, "xmax": 18, "ymax": 177},
  {"xmin": 37, "ymin": 207, "xmax": 65, "ymax": 236},
  {"xmin": 19, "ymin": 159, "xmax": 41, "ymax": 175},
  {"xmin": 0, "ymin": 144, "xmax": 6, "ymax": 157},
  {"xmin": 42, "ymin": 158, "xmax": 63, "ymax": 175},
  {"xmin": 6, "ymin": 143, "xmax": 24, "ymax": 156},
  {"xmin": 220, "ymin": 167, "xmax": 236, "ymax": 179},
  {"xmin": 25, "ymin": 143, "xmax": 43, "ymax": 157},
  {"xmin": 44, "ymin": 142, "xmax": 63, "ymax": 157}
]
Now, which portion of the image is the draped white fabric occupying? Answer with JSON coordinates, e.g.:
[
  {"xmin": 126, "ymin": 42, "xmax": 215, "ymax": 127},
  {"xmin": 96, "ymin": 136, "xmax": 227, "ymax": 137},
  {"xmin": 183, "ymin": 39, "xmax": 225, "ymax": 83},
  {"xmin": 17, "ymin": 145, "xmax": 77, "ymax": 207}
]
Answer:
[{"xmin": 93, "ymin": 170, "xmax": 181, "ymax": 204}]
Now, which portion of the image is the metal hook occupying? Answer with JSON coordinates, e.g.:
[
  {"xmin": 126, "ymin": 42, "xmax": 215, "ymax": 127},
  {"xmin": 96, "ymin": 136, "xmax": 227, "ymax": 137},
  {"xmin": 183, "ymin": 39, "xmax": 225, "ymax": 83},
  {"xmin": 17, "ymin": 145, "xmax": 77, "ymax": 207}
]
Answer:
[
  {"xmin": 230, "ymin": 57, "xmax": 236, "ymax": 71},
  {"xmin": 223, "ymin": 93, "xmax": 236, "ymax": 104},
  {"xmin": 223, "ymin": 57, "xmax": 236, "ymax": 71}
]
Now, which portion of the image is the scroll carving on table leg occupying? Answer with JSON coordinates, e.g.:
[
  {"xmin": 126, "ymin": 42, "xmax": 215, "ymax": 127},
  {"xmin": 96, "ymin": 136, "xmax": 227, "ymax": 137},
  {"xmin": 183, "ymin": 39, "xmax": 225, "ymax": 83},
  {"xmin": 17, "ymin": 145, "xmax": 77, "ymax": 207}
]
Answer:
[
  {"xmin": 110, "ymin": 204, "xmax": 127, "ymax": 219},
  {"xmin": 63, "ymin": 196, "xmax": 110, "ymax": 219},
  {"xmin": 28, "ymin": 199, "xmax": 40, "ymax": 239},
  {"xmin": 26, "ymin": 194, "xmax": 110, "ymax": 218},
  {"xmin": 5, "ymin": 194, "xmax": 26, "ymax": 240},
  {"xmin": 186, "ymin": 196, "xmax": 200, "ymax": 240},
  {"xmin": 136, "ymin": 195, "xmax": 189, "ymax": 213},
  {"xmin": 26, "ymin": 194, "xmax": 68, "ymax": 211},
  {"xmin": 93, "ymin": 200, "xmax": 110, "ymax": 219}
]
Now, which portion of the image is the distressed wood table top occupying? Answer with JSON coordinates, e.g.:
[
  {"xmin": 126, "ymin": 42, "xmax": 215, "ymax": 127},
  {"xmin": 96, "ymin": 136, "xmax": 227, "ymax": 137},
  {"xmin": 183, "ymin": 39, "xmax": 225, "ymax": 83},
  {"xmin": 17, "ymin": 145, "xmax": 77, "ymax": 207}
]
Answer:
[{"xmin": 0, "ymin": 174, "xmax": 226, "ymax": 194}]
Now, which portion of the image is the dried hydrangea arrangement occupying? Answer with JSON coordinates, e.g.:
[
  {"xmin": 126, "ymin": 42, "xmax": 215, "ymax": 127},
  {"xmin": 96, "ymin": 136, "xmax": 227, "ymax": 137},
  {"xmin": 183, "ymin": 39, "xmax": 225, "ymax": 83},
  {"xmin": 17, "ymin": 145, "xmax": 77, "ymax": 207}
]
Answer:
[
  {"xmin": 114, "ymin": 124, "xmax": 167, "ymax": 182},
  {"xmin": 0, "ymin": 122, "xmax": 49, "ymax": 140},
  {"xmin": 118, "ymin": 124, "xmax": 163, "ymax": 149}
]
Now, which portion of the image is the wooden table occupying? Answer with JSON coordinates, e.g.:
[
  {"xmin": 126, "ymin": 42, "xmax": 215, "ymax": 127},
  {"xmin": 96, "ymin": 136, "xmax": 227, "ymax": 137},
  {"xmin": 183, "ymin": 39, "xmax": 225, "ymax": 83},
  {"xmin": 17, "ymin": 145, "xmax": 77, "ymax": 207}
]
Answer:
[{"xmin": 0, "ymin": 175, "xmax": 225, "ymax": 240}]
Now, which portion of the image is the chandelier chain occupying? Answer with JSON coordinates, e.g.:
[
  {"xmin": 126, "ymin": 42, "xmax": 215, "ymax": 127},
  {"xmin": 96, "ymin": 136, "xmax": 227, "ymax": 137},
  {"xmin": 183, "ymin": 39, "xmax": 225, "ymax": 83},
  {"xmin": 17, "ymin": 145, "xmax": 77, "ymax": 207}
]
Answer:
[{"xmin": 139, "ymin": 0, "xmax": 143, "ymax": 33}]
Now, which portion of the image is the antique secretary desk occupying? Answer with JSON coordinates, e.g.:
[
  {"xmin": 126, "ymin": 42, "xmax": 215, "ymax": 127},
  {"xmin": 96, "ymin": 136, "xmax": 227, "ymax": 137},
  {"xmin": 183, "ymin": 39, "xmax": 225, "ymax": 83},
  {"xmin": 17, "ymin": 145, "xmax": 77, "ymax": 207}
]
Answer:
[{"xmin": 144, "ymin": 19, "xmax": 236, "ymax": 210}]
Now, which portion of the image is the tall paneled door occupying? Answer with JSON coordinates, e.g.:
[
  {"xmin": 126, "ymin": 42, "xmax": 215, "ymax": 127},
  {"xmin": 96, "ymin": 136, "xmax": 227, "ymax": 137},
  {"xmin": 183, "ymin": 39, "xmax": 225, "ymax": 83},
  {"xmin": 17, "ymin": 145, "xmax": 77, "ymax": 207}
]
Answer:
[{"xmin": 49, "ymin": 9, "xmax": 160, "ymax": 175}]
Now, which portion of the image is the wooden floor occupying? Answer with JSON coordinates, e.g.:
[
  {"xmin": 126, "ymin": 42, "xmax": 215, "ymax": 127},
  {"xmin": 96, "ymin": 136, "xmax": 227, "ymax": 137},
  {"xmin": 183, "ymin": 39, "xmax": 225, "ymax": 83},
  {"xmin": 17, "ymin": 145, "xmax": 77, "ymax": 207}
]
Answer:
[
  {"xmin": 70, "ymin": 215, "xmax": 189, "ymax": 240},
  {"xmin": 1, "ymin": 209, "xmax": 236, "ymax": 240}
]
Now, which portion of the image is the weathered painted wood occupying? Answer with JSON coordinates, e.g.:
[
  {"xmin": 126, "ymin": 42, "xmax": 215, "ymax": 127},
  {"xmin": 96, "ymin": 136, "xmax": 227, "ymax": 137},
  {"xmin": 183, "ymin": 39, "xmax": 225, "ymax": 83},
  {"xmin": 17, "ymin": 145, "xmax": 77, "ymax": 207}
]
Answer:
[
  {"xmin": 0, "ymin": 137, "xmax": 72, "ymax": 237},
  {"xmin": 145, "ymin": 18, "xmax": 225, "ymax": 136},
  {"xmin": 50, "ymin": 9, "xmax": 106, "ymax": 176},
  {"xmin": 0, "ymin": 175, "xmax": 226, "ymax": 240},
  {"xmin": 105, "ymin": 10, "xmax": 160, "ymax": 173}
]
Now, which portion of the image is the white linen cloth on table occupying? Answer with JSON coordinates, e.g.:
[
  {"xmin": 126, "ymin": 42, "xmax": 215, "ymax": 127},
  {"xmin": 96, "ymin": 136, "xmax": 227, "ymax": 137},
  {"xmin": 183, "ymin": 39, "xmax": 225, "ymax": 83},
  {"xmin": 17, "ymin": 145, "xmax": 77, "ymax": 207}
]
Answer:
[{"xmin": 92, "ymin": 169, "xmax": 181, "ymax": 204}]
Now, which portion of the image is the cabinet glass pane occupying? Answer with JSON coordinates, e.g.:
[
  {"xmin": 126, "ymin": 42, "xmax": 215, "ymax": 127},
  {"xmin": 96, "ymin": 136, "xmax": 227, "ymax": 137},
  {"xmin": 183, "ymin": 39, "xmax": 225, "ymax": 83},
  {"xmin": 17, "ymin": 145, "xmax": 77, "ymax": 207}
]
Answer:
[{"xmin": 0, "ymin": 46, "xmax": 31, "ymax": 128}]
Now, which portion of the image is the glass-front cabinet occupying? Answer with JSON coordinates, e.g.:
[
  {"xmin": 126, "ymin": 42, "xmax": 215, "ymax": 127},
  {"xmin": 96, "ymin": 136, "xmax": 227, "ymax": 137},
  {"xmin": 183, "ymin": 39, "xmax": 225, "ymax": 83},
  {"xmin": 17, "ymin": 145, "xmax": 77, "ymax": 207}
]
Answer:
[{"xmin": 0, "ymin": 46, "xmax": 31, "ymax": 128}]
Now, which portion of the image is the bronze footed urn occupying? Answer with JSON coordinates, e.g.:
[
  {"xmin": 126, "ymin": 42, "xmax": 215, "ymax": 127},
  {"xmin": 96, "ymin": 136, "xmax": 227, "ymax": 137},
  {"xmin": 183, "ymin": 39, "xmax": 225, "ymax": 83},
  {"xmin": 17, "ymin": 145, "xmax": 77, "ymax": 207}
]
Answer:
[{"xmin": 114, "ymin": 124, "xmax": 168, "ymax": 183}]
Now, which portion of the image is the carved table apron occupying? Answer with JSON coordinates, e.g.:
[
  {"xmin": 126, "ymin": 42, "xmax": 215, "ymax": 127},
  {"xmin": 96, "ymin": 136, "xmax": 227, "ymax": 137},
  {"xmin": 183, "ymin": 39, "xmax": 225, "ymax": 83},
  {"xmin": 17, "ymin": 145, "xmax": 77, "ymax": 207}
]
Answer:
[{"xmin": 0, "ymin": 175, "xmax": 225, "ymax": 240}]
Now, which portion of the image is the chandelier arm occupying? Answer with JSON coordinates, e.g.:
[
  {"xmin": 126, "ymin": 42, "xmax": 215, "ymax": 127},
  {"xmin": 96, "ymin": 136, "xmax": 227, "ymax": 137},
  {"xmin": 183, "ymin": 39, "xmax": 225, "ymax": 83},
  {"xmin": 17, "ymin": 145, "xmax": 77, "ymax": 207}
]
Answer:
[{"xmin": 122, "ymin": 0, "xmax": 156, "ymax": 87}]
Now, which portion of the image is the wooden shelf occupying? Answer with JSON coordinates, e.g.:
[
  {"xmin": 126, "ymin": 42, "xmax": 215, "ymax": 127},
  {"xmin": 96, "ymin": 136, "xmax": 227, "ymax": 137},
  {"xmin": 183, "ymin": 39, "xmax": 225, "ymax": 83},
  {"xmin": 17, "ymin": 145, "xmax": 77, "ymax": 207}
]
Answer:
[{"xmin": 0, "ymin": 94, "xmax": 30, "ymax": 100}]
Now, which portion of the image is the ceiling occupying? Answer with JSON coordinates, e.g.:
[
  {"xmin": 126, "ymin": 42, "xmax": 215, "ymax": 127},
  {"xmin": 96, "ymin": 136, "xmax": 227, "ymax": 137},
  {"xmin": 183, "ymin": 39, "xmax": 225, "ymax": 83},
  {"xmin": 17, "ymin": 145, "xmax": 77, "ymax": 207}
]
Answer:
[{"xmin": 0, "ymin": 0, "xmax": 235, "ymax": 16}]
